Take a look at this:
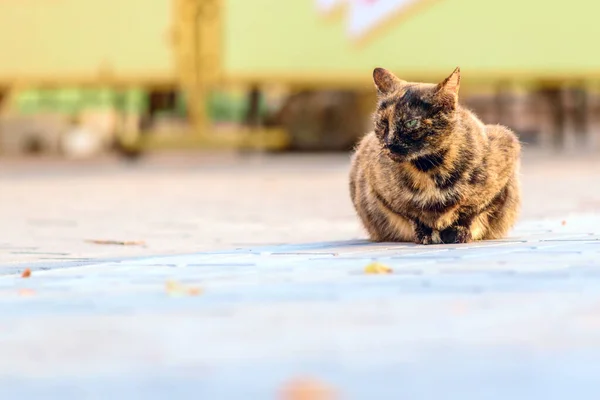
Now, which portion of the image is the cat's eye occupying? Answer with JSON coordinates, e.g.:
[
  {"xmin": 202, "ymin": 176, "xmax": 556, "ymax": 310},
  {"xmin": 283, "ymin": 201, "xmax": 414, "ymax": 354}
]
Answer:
[{"xmin": 404, "ymin": 119, "xmax": 420, "ymax": 129}]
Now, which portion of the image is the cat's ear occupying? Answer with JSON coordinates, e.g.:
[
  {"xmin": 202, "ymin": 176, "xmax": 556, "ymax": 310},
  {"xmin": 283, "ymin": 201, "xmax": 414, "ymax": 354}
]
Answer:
[
  {"xmin": 373, "ymin": 68, "xmax": 404, "ymax": 95},
  {"xmin": 437, "ymin": 67, "xmax": 460, "ymax": 98}
]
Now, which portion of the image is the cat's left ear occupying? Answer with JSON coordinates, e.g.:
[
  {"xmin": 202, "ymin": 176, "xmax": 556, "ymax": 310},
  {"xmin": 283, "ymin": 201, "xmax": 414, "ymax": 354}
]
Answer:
[
  {"xmin": 373, "ymin": 67, "xmax": 405, "ymax": 95},
  {"xmin": 437, "ymin": 67, "xmax": 460, "ymax": 98}
]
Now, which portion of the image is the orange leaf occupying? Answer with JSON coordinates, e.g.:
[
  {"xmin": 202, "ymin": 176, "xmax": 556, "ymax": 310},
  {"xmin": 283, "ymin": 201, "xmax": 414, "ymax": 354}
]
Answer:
[
  {"xmin": 279, "ymin": 377, "xmax": 337, "ymax": 400},
  {"xmin": 18, "ymin": 288, "xmax": 36, "ymax": 297},
  {"xmin": 21, "ymin": 268, "xmax": 31, "ymax": 278},
  {"xmin": 165, "ymin": 280, "xmax": 203, "ymax": 297}
]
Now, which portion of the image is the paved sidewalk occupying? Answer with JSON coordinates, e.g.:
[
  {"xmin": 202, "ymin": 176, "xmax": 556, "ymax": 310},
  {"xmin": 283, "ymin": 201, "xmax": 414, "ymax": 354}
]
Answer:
[
  {"xmin": 1, "ymin": 214, "xmax": 600, "ymax": 399},
  {"xmin": 1, "ymin": 152, "xmax": 600, "ymax": 399},
  {"xmin": 1, "ymin": 150, "xmax": 600, "ymax": 269}
]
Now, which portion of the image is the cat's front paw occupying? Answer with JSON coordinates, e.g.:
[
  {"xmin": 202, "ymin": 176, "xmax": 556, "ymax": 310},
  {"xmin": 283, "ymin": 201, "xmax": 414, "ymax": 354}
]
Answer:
[
  {"xmin": 415, "ymin": 230, "xmax": 444, "ymax": 245},
  {"xmin": 440, "ymin": 226, "xmax": 472, "ymax": 244},
  {"xmin": 413, "ymin": 220, "xmax": 438, "ymax": 245},
  {"xmin": 414, "ymin": 234, "xmax": 433, "ymax": 245}
]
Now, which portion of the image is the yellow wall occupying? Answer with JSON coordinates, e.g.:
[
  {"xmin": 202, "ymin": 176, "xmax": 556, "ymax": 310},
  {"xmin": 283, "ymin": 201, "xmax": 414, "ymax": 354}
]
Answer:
[
  {"xmin": 0, "ymin": 0, "xmax": 175, "ymax": 85},
  {"xmin": 4, "ymin": 0, "xmax": 598, "ymax": 89},
  {"xmin": 224, "ymin": 0, "xmax": 600, "ymax": 86}
]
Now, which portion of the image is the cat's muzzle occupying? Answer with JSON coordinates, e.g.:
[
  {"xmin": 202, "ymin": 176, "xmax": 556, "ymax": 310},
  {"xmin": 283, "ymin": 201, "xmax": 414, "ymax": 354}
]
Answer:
[{"xmin": 385, "ymin": 143, "xmax": 410, "ymax": 158}]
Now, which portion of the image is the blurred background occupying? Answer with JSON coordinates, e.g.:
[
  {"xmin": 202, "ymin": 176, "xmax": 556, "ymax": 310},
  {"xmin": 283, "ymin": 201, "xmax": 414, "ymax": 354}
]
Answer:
[
  {"xmin": 4, "ymin": 3, "xmax": 600, "ymax": 394},
  {"xmin": 1, "ymin": 0, "xmax": 599, "ymax": 160}
]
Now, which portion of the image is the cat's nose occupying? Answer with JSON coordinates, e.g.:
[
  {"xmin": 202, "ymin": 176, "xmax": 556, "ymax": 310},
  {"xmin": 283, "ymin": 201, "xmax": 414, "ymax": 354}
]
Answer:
[{"xmin": 385, "ymin": 143, "xmax": 408, "ymax": 156}]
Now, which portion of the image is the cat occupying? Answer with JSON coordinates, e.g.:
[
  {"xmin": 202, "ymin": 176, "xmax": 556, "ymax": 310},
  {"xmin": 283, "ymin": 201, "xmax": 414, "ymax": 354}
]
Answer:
[{"xmin": 349, "ymin": 67, "xmax": 521, "ymax": 244}]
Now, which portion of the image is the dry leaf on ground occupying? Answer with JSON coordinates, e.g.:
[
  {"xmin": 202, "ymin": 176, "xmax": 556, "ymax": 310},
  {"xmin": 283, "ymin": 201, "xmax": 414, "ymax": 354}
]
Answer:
[
  {"xmin": 364, "ymin": 262, "xmax": 393, "ymax": 274},
  {"xmin": 86, "ymin": 239, "xmax": 146, "ymax": 246},
  {"xmin": 21, "ymin": 268, "xmax": 31, "ymax": 278},
  {"xmin": 165, "ymin": 280, "xmax": 203, "ymax": 297},
  {"xmin": 279, "ymin": 377, "xmax": 337, "ymax": 400},
  {"xmin": 561, "ymin": 220, "xmax": 567, "ymax": 226}
]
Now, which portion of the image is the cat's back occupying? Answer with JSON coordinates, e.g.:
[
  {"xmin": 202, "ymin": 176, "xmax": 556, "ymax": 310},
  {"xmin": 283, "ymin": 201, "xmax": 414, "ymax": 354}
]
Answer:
[
  {"xmin": 350, "ymin": 131, "xmax": 380, "ymax": 178},
  {"xmin": 483, "ymin": 123, "xmax": 521, "ymax": 168},
  {"xmin": 484, "ymin": 123, "xmax": 520, "ymax": 149},
  {"xmin": 349, "ymin": 132, "xmax": 377, "ymax": 200},
  {"xmin": 352, "ymin": 131, "xmax": 379, "ymax": 160}
]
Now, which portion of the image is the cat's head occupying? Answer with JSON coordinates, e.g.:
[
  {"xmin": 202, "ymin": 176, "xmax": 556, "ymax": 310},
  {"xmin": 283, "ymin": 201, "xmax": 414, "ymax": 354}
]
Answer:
[{"xmin": 372, "ymin": 67, "xmax": 461, "ymax": 162}]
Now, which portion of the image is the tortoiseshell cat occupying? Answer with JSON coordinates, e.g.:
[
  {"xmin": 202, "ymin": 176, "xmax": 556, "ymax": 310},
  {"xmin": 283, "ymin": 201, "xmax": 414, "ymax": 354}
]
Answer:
[{"xmin": 349, "ymin": 67, "xmax": 521, "ymax": 244}]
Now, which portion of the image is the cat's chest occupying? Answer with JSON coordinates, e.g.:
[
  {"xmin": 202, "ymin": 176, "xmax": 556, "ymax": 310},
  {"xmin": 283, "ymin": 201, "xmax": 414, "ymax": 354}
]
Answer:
[
  {"xmin": 388, "ymin": 169, "xmax": 463, "ymax": 212},
  {"xmin": 395, "ymin": 168, "xmax": 444, "ymax": 199}
]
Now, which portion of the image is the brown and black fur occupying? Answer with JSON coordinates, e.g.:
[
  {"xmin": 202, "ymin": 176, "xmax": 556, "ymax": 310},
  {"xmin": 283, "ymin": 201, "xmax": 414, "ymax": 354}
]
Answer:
[{"xmin": 349, "ymin": 67, "xmax": 521, "ymax": 244}]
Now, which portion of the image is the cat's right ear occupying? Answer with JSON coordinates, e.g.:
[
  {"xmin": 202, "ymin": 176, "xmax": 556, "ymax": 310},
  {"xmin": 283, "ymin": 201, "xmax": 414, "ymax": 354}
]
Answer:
[
  {"xmin": 437, "ymin": 67, "xmax": 461, "ymax": 97},
  {"xmin": 373, "ymin": 68, "xmax": 404, "ymax": 95}
]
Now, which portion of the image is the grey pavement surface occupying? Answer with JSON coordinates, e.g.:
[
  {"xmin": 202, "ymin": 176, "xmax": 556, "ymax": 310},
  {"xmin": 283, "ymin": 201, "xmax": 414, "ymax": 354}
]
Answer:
[{"xmin": 1, "ymin": 150, "xmax": 600, "ymax": 399}]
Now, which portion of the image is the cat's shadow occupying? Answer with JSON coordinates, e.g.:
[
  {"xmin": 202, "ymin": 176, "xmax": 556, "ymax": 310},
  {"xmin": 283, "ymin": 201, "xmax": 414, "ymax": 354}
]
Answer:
[{"xmin": 247, "ymin": 239, "xmax": 424, "ymax": 253}]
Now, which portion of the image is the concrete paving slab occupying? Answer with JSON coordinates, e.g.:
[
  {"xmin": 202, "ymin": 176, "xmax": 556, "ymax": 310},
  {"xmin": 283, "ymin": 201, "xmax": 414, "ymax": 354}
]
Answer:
[{"xmin": 0, "ymin": 214, "xmax": 599, "ymax": 399}]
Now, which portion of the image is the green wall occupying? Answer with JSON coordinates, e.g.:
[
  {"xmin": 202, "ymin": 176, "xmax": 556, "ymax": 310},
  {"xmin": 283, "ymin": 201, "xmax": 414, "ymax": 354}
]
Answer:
[{"xmin": 224, "ymin": 0, "xmax": 600, "ymax": 82}]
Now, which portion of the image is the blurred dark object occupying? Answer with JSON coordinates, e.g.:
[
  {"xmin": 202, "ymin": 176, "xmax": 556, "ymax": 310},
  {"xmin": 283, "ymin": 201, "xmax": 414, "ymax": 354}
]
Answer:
[
  {"xmin": 0, "ymin": 115, "xmax": 66, "ymax": 156},
  {"xmin": 463, "ymin": 84, "xmax": 600, "ymax": 151},
  {"xmin": 267, "ymin": 90, "xmax": 366, "ymax": 152},
  {"xmin": 244, "ymin": 86, "xmax": 262, "ymax": 129},
  {"xmin": 112, "ymin": 136, "xmax": 144, "ymax": 161}
]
